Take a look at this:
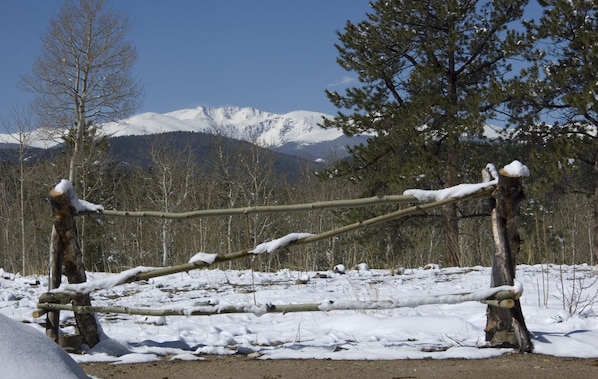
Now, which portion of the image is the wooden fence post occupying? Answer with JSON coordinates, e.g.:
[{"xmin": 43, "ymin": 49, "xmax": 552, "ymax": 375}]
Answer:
[
  {"xmin": 47, "ymin": 187, "xmax": 99, "ymax": 348},
  {"xmin": 484, "ymin": 165, "xmax": 533, "ymax": 352}
]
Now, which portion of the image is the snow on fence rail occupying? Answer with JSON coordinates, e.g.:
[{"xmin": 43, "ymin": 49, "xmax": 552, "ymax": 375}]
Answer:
[
  {"xmin": 37, "ymin": 161, "xmax": 533, "ymax": 353},
  {"xmin": 35, "ymin": 283, "xmax": 522, "ymax": 319}
]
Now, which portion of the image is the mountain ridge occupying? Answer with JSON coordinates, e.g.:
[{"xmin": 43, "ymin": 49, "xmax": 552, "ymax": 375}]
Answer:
[{"xmin": 0, "ymin": 106, "xmax": 366, "ymax": 161}]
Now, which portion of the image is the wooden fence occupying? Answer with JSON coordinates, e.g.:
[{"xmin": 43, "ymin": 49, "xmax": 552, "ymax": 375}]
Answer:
[{"xmin": 35, "ymin": 162, "xmax": 533, "ymax": 353}]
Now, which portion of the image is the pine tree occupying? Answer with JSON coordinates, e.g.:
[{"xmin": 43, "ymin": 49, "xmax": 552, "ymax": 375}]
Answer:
[
  {"xmin": 323, "ymin": 0, "xmax": 533, "ymax": 266},
  {"xmin": 514, "ymin": 0, "xmax": 598, "ymax": 264}
]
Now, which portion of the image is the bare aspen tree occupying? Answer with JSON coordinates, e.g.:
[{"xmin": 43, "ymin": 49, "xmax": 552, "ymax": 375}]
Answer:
[
  {"xmin": 21, "ymin": 0, "xmax": 142, "ymax": 186},
  {"xmin": 1, "ymin": 106, "xmax": 34, "ymax": 275},
  {"xmin": 147, "ymin": 138, "xmax": 195, "ymax": 266}
]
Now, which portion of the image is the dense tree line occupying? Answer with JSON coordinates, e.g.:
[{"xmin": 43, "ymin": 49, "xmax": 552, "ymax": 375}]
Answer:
[{"xmin": 0, "ymin": 133, "xmax": 595, "ymax": 276}]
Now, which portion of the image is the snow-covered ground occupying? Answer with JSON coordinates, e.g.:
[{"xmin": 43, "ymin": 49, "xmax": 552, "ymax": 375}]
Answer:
[
  {"xmin": 1, "ymin": 263, "xmax": 598, "ymax": 375},
  {"xmin": 2, "ymin": 171, "xmax": 596, "ymax": 378}
]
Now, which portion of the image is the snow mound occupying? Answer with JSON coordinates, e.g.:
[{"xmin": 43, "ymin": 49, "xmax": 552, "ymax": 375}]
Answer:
[{"xmin": 0, "ymin": 314, "xmax": 89, "ymax": 378}]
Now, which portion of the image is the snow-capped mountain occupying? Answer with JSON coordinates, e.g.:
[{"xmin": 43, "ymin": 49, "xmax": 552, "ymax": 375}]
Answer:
[
  {"xmin": 102, "ymin": 106, "xmax": 366, "ymax": 160},
  {"xmin": 0, "ymin": 106, "xmax": 368, "ymax": 161}
]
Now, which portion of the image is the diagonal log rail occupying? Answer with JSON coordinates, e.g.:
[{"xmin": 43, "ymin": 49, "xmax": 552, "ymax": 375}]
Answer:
[{"xmin": 127, "ymin": 185, "xmax": 495, "ymax": 283}]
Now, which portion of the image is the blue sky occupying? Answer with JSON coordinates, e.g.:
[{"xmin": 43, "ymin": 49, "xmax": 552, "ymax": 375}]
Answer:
[{"xmin": 0, "ymin": 1, "xmax": 371, "ymax": 132}]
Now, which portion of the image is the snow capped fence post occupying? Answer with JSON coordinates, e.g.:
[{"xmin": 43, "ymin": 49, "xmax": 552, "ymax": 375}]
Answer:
[
  {"xmin": 484, "ymin": 161, "xmax": 533, "ymax": 353},
  {"xmin": 46, "ymin": 180, "xmax": 100, "ymax": 348}
]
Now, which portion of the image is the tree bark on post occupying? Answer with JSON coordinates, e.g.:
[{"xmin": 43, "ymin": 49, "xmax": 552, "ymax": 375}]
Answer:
[
  {"xmin": 47, "ymin": 187, "xmax": 99, "ymax": 347},
  {"xmin": 484, "ymin": 165, "xmax": 533, "ymax": 353},
  {"xmin": 46, "ymin": 226, "xmax": 63, "ymax": 343}
]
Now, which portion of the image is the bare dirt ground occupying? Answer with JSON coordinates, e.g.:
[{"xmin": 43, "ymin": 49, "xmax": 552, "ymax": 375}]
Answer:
[{"xmin": 82, "ymin": 353, "xmax": 598, "ymax": 379}]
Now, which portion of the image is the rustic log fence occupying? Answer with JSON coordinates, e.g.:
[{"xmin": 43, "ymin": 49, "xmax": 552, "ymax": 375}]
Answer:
[{"xmin": 36, "ymin": 162, "xmax": 533, "ymax": 353}]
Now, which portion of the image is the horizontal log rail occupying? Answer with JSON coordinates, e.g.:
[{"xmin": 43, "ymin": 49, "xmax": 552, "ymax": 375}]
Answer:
[
  {"xmin": 79, "ymin": 194, "xmax": 422, "ymax": 219},
  {"xmin": 35, "ymin": 286, "xmax": 520, "ymax": 318}
]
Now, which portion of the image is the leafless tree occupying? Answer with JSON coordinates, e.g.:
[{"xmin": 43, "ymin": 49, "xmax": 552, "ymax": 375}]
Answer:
[
  {"xmin": 1, "ymin": 106, "xmax": 34, "ymax": 275},
  {"xmin": 146, "ymin": 138, "xmax": 195, "ymax": 266},
  {"xmin": 21, "ymin": 0, "xmax": 142, "ymax": 185}
]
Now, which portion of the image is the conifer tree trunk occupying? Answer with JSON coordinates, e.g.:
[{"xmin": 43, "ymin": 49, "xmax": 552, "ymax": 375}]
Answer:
[
  {"xmin": 443, "ymin": 139, "xmax": 460, "ymax": 267},
  {"xmin": 443, "ymin": 204, "xmax": 460, "ymax": 267}
]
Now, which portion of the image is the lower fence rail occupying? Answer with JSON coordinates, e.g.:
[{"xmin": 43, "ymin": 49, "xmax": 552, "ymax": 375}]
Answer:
[{"xmin": 34, "ymin": 286, "xmax": 520, "ymax": 318}]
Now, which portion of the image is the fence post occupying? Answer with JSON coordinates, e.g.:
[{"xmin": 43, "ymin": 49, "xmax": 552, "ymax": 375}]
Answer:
[
  {"xmin": 484, "ymin": 165, "xmax": 533, "ymax": 352},
  {"xmin": 47, "ymin": 187, "xmax": 99, "ymax": 348}
]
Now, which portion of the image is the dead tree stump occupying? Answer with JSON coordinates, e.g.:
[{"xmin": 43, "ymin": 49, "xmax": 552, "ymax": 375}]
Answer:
[
  {"xmin": 484, "ymin": 167, "xmax": 533, "ymax": 352},
  {"xmin": 47, "ymin": 188, "xmax": 99, "ymax": 348}
]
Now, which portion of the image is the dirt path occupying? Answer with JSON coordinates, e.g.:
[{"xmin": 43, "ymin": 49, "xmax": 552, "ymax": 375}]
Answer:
[{"xmin": 82, "ymin": 353, "xmax": 598, "ymax": 379}]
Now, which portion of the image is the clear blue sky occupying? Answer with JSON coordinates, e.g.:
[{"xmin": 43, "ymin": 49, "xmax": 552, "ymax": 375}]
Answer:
[{"xmin": 0, "ymin": 1, "xmax": 371, "ymax": 132}]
